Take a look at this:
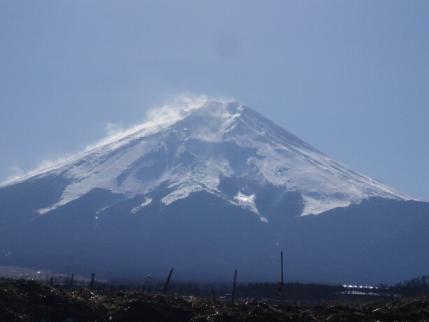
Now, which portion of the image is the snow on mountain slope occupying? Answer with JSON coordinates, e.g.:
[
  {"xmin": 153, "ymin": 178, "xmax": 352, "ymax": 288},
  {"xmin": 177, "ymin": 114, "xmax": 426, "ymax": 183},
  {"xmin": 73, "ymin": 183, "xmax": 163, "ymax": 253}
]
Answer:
[{"xmin": 1, "ymin": 96, "xmax": 410, "ymax": 217}]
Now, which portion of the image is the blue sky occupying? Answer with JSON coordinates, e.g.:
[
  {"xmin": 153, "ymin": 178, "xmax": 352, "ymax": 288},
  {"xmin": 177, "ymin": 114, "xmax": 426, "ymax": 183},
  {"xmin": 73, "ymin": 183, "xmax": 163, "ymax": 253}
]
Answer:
[{"xmin": 1, "ymin": 0, "xmax": 428, "ymax": 200}]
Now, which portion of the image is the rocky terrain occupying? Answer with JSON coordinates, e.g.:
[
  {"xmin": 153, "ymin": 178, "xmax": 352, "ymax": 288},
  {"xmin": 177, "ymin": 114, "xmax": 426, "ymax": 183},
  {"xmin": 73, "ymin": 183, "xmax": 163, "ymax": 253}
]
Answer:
[{"xmin": 1, "ymin": 279, "xmax": 429, "ymax": 322}]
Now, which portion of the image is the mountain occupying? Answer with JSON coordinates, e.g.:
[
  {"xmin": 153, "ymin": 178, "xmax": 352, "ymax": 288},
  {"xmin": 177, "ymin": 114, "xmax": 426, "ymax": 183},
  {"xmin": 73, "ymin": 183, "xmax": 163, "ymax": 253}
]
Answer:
[{"xmin": 1, "ymin": 97, "xmax": 428, "ymax": 284}]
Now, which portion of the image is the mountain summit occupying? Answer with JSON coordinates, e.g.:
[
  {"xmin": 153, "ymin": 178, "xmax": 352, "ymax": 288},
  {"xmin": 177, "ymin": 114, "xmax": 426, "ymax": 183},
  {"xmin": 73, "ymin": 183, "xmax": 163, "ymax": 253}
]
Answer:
[
  {"xmin": 3, "ymin": 97, "xmax": 408, "ymax": 218},
  {"xmin": 0, "ymin": 96, "xmax": 427, "ymax": 283}
]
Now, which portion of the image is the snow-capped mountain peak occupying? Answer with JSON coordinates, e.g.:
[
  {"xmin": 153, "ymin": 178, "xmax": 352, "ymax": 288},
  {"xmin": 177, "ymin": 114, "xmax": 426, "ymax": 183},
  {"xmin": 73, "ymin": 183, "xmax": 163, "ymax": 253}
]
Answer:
[{"xmin": 3, "ymin": 96, "xmax": 410, "ymax": 218}]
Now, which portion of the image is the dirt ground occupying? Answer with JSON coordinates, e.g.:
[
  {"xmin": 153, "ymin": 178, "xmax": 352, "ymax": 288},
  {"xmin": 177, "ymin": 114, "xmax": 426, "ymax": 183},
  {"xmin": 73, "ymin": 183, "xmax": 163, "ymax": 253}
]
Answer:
[{"xmin": 1, "ymin": 279, "xmax": 429, "ymax": 321}]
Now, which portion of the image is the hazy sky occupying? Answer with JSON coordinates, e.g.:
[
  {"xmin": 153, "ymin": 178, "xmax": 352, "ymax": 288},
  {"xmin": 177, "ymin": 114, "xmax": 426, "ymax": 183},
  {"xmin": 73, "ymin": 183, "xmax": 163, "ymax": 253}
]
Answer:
[{"xmin": 1, "ymin": 1, "xmax": 428, "ymax": 200}]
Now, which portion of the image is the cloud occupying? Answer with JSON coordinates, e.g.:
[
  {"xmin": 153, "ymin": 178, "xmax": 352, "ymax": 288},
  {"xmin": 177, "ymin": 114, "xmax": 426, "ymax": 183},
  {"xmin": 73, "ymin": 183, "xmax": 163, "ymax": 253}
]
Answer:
[
  {"xmin": 2, "ymin": 165, "xmax": 25, "ymax": 183},
  {"xmin": 144, "ymin": 94, "xmax": 209, "ymax": 129},
  {"xmin": 0, "ymin": 155, "xmax": 76, "ymax": 187},
  {"xmin": 83, "ymin": 94, "xmax": 211, "ymax": 152},
  {"xmin": 7, "ymin": 165, "xmax": 24, "ymax": 177},
  {"xmin": 104, "ymin": 122, "xmax": 124, "ymax": 136}
]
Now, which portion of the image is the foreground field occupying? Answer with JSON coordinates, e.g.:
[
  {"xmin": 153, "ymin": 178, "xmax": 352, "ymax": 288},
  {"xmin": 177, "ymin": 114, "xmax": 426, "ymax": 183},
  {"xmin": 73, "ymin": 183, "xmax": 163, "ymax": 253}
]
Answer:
[{"xmin": 1, "ymin": 279, "xmax": 429, "ymax": 322}]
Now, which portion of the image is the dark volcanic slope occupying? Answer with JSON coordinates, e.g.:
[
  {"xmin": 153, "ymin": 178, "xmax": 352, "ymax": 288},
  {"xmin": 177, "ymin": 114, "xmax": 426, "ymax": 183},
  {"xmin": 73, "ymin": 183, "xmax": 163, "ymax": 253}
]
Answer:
[{"xmin": 0, "ymin": 175, "xmax": 429, "ymax": 283}]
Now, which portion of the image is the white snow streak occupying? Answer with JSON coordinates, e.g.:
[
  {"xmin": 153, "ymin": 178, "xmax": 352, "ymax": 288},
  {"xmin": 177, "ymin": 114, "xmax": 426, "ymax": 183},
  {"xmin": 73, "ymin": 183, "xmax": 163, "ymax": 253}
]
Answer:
[{"xmin": 131, "ymin": 198, "xmax": 152, "ymax": 214}]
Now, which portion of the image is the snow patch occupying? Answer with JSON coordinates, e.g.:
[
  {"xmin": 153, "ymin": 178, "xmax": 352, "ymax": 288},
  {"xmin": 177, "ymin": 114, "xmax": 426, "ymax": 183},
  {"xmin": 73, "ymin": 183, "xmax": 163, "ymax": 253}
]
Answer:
[
  {"xmin": 37, "ymin": 205, "xmax": 57, "ymax": 215},
  {"xmin": 131, "ymin": 198, "xmax": 152, "ymax": 214},
  {"xmin": 234, "ymin": 192, "xmax": 256, "ymax": 209},
  {"xmin": 232, "ymin": 192, "xmax": 268, "ymax": 223},
  {"xmin": 96, "ymin": 206, "xmax": 110, "ymax": 215},
  {"xmin": 301, "ymin": 196, "xmax": 352, "ymax": 216}
]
